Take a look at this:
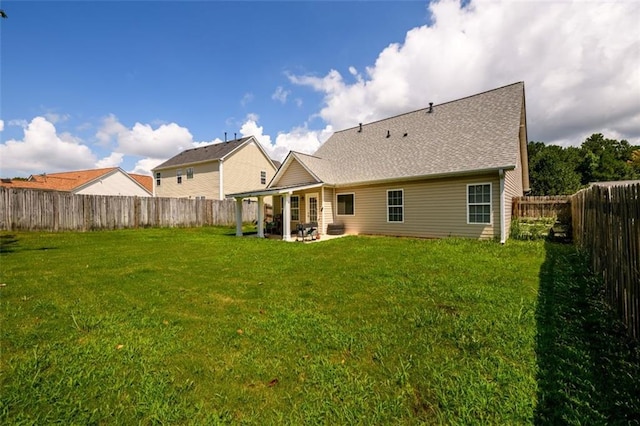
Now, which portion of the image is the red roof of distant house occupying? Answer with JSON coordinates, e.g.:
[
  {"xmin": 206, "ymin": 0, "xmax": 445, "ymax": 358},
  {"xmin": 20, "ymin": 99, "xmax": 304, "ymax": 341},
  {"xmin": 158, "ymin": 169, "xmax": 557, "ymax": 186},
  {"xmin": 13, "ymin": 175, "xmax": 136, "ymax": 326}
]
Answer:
[{"xmin": 0, "ymin": 167, "xmax": 153, "ymax": 194}]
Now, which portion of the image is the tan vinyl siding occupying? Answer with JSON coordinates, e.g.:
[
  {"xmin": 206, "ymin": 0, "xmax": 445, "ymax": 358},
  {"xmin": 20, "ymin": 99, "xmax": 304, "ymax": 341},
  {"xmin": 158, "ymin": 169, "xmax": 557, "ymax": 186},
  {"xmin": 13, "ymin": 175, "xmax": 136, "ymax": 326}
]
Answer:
[
  {"xmin": 504, "ymin": 167, "xmax": 524, "ymax": 238},
  {"xmin": 223, "ymin": 141, "xmax": 277, "ymax": 197},
  {"xmin": 155, "ymin": 162, "xmax": 219, "ymax": 199},
  {"xmin": 334, "ymin": 174, "xmax": 500, "ymax": 239},
  {"xmin": 321, "ymin": 187, "xmax": 334, "ymax": 234},
  {"xmin": 273, "ymin": 160, "xmax": 317, "ymax": 187}
]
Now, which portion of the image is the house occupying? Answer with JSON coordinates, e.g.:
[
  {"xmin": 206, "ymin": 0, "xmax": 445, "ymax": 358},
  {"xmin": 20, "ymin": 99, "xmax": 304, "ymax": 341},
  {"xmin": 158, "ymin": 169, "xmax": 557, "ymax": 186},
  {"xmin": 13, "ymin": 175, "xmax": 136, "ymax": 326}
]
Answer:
[
  {"xmin": 229, "ymin": 82, "xmax": 530, "ymax": 243},
  {"xmin": 0, "ymin": 167, "xmax": 153, "ymax": 196},
  {"xmin": 151, "ymin": 136, "xmax": 278, "ymax": 200}
]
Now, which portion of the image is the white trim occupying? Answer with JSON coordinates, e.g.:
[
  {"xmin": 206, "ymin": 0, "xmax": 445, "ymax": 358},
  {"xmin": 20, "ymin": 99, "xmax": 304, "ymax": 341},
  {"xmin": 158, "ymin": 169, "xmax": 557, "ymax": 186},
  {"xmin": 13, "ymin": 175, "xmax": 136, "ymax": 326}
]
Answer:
[
  {"xmin": 269, "ymin": 151, "xmax": 322, "ymax": 188},
  {"xmin": 290, "ymin": 195, "xmax": 300, "ymax": 222},
  {"xmin": 386, "ymin": 188, "xmax": 404, "ymax": 223},
  {"xmin": 336, "ymin": 192, "xmax": 355, "ymax": 216},
  {"xmin": 466, "ymin": 182, "xmax": 493, "ymax": 225},
  {"xmin": 219, "ymin": 160, "xmax": 224, "ymax": 200}
]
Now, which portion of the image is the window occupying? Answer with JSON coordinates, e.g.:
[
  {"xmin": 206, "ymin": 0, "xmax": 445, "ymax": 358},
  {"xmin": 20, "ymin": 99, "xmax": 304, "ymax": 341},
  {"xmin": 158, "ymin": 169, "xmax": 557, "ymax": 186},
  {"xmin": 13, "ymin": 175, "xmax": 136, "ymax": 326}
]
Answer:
[
  {"xmin": 290, "ymin": 195, "xmax": 300, "ymax": 221},
  {"xmin": 467, "ymin": 183, "xmax": 492, "ymax": 224},
  {"xmin": 337, "ymin": 193, "xmax": 354, "ymax": 215},
  {"xmin": 387, "ymin": 189, "xmax": 403, "ymax": 222},
  {"xmin": 186, "ymin": 167, "xmax": 194, "ymax": 179},
  {"xmin": 176, "ymin": 169, "xmax": 182, "ymax": 184},
  {"xmin": 260, "ymin": 170, "xmax": 266, "ymax": 185},
  {"xmin": 155, "ymin": 172, "xmax": 161, "ymax": 186}
]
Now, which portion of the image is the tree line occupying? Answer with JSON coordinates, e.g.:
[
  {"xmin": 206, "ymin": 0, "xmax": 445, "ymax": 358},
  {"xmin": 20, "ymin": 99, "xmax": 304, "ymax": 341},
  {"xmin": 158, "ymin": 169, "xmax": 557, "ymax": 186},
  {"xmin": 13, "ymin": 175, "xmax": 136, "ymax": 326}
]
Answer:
[{"xmin": 527, "ymin": 133, "xmax": 640, "ymax": 196}]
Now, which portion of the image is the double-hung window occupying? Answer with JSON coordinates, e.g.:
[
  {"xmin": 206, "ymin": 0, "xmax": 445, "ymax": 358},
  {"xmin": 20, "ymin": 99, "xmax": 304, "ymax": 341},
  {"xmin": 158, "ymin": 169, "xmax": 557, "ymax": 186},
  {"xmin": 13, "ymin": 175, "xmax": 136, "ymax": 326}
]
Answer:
[
  {"xmin": 176, "ymin": 169, "xmax": 183, "ymax": 184},
  {"xmin": 290, "ymin": 196, "xmax": 300, "ymax": 221},
  {"xmin": 186, "ymin": 167, "xmax": 194, "ymax": 179},
  {"xmin": 260, "ymin": 171, "xmax": 267, "ymax": 185},
  {"xmin": 467, "ymin": 183, "xmax": 492, "ymax": 224},
  {"xmin": 387, "ymin": 189, "xmax": 403, "ymax": 222},
  {"xmin": 337, "ymin": 193, "xmax": 354, "ymax": 215},
  {"xmin": 155, "ymin": 172, "xmax": 161, "ymax": 186}
]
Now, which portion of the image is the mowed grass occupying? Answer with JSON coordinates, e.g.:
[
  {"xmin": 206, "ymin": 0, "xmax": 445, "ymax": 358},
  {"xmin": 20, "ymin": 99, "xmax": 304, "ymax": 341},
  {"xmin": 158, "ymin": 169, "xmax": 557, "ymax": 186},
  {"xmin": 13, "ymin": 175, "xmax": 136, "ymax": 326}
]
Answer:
[{"xmin": 2, "ymin": 228, "xmax": 544, "ymax": 424}]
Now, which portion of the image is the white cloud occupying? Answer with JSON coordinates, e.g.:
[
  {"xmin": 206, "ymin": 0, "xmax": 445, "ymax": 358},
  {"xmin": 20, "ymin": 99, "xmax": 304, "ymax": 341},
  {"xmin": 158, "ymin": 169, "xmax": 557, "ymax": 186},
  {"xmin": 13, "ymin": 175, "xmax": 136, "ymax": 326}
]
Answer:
[
  {"xmin": 241, "ymin": 92, "xmax": 254, "ymax": 107},
  {"xmin": 8, "ymin": 119, "xmax": 28, "ymax": 128},
  {"xmin": 0, "ymin": 120, "xmax": 4, "ymax": 132},
  {"xmin": 271, "ymin": 86, "xmax": 290, "ymax": 104},
  {"xmin": 0, "ymin": 116, "xmax": 96, "ymax": 177},
  {"xmin": 96, "ymin": 115, "xmax": 196, "ymax": 158},
  {"xmin": 96, "ymin": 152, "xmax": 124, "ymax": 168},
  {"xmin": 239, "ymin": 114, "xmax": 332, "ymax": 161},
  {"xmin": 289, "ymin": 0, "xmax": 640, "ymax": 146},
  {"xmin": 130, "ymin": 158, "xmax": 165, "ymax": 176}
]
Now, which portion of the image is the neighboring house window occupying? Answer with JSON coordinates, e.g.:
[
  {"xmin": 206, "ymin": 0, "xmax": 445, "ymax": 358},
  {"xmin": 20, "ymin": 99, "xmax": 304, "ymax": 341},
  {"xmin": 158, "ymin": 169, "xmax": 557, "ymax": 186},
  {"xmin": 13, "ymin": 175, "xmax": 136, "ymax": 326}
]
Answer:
[
  {"xmin": 177, "ymin": 169, "xmax": 182, "ymax": 184},
  {"xmin": 467, "ymin": 183, "xmax": 492, "ymax": 224},
  {"xmin": 387, "ymin": 189, "xmax": 404, "ymax": 222},
  {"xmin": 260, "ymin": 170, "xmax": 266, "ymax": 185},
  {"xmin": 337, "ymin": 193, "xmax": 355, "ymax": 215},
  {"xmin": 186, "ymin": 167, "xmax": 194, "ymax": 179},
  {"xmin": 155, "ymin": 172, "xmax": 161, "ymax": 186},
  {"xmin": 290, "ymin": 195, "xmax": 300, "ymax": 221}
]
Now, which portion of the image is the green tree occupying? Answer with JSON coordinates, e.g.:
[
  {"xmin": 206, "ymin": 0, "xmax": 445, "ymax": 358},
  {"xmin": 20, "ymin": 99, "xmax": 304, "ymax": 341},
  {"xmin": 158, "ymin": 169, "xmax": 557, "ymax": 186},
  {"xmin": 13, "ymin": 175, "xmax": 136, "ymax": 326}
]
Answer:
[
  {"xmin": 528, "ymin": 142, "xmax": 582, "ymax": 195},
  {"xmin": 578, "ymin": 133, "xmax": 638, "ymax": 184}
]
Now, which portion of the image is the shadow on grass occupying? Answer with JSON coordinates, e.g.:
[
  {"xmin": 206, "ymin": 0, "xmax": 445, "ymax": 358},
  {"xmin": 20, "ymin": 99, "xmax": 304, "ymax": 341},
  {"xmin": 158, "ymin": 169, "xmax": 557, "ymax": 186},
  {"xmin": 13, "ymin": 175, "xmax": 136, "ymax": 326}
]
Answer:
[
  {"xmin": 0, "ymin": 234, "xmax": 19, "ymax": 254},
  {"xmin": 535, "ymin": 241, "xmax": 640, "ymax": 424}
]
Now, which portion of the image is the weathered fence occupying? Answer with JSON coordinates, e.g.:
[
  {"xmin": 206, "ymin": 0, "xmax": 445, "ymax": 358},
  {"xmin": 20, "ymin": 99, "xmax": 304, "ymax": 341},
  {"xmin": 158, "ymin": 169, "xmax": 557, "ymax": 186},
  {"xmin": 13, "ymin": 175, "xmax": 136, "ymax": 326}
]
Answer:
[
  {"xmin": 572, "ymin": 183, "xmax": 640, "ymax": 340},
  {"xmin": 512, "ymin": 195, "xmax": 572, "ymax": 222},
  {"xmin": 0, "ymin": 187, "xmax": 258, "ymax": 231}
]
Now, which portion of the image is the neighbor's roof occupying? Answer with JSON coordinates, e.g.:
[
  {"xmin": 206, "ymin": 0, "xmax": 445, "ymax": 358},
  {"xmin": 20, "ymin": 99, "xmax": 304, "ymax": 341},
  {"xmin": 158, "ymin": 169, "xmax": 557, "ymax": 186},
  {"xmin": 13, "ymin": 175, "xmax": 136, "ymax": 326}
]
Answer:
[
  {"xmin": 153, "ymin": 137, "xmax": 258, "ymax": 170},
  {"xmin": 129, "ymin": 174, "xmax": 153, "ymax": 193},
  {"xmin": 0, "ymin": 167, "xmax": 153, "ymax": 194},
  {"xmin": 310, "ymin": 82, "xmax": 526, "ymax": 185}
]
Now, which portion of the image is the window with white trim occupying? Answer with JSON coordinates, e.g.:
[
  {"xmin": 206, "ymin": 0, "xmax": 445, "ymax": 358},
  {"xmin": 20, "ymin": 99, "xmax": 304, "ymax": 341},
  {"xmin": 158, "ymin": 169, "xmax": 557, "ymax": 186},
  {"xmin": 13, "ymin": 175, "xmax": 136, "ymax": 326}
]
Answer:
[
  {"xmin": 155, "ymin": 172, "xmax": 161, "ymax": 186},
  {"xmin": 467, "ymin": 183, "xmax": 492, "ymax": 224},
  {"xmin": 290, "ymin": 195, "xmax": 300, "ymax": 221},
  {"xmin": 387, "ymin": 189, "xmax": 403, "ymax": 222},
  {"xmin": 186, "ymin": 167, "xmax": 194, "ymax": 179},
  {"xmin": 176, "ymin": 169, "xmax": 183, "ymax": 184},
  {"xmin": 260, "ymin": 170, "xmax": 266, "ymax": 185},
  {"xmin": 336, "ymin": 193, "xmax": 354, "ymax": 215}
]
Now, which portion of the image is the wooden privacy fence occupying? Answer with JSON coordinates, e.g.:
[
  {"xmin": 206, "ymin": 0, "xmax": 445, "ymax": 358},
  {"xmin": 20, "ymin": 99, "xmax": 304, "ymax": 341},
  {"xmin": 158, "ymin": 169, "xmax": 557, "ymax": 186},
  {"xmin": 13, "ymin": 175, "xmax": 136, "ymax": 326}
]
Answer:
[
  {"xmin": 0, "ymin": 187, "xmax": 258, "ymax": 231},
  {"xmin": 512, "ymin": 195, "xmax": 572, "ymax": 222},
  {"xmin": 572, "ymin": 183, "xmax": 640, "ymax": 340}
]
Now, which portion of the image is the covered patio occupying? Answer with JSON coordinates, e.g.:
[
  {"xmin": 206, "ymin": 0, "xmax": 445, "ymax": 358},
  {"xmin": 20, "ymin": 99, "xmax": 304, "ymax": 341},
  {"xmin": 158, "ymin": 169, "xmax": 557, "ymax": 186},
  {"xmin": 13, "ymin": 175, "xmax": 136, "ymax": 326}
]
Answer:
[{"xmin": 228, "ymin": 183, "xmax": 325, "ymax": 241}]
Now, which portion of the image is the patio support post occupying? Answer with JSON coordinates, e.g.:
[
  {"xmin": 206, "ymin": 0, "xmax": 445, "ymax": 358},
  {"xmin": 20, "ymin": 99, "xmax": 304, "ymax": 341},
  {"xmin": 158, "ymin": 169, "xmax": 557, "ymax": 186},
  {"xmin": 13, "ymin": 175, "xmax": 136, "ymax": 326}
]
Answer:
[
  {"xmin": 235, "ymin": 197, "xmax": 243, "ymax": 237},
  {"xmin": 257, "ymin": 196, "xmax": 265, "ymax": 238},
  {"xmin": 282, "ymin": 192, "xmax": 292, "ymax": 241}
]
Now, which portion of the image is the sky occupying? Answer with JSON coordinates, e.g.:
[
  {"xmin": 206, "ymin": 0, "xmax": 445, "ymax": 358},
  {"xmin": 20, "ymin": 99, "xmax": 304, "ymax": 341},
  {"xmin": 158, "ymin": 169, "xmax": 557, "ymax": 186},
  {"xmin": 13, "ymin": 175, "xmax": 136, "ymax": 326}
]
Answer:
[{"xmin": 1, "ymin": 0, "xmax": 639, "ymax": 178}]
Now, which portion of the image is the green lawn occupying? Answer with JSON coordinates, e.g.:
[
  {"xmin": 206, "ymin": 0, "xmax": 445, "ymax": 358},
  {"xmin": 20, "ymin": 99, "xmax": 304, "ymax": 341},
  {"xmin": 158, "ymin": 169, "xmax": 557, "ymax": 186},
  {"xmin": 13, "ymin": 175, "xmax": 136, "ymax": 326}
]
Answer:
[{"xmin": 1, "ymin": 228, "xmax": 637, "ymax": 424}]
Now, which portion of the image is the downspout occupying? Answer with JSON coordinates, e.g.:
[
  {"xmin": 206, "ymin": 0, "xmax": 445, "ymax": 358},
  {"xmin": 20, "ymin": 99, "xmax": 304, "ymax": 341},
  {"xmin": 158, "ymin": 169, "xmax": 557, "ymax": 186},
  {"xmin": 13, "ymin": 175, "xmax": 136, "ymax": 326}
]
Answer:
[
  {"xmin": 219, "ymin": 160, "xmax": 225, "ymax": 200},
  {"xmin": 499, "ymin": 169, "xmax": 506, "ymax": 244}
]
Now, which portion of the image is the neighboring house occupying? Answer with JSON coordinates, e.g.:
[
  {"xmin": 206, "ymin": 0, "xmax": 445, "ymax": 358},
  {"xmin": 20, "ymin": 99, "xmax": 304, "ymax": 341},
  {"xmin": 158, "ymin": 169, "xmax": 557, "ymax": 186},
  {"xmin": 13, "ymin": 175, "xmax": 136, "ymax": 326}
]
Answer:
[
  {"xmin": 0, "ymin": 167, "xmax": 153, "ymax": 196},
  {"xmin": 229, "ymin": 82, "xmax": 530, "ymax": 243},
  {"xmin": 152, "ymin": 136, "xmax": 278, "ymax": 200}
]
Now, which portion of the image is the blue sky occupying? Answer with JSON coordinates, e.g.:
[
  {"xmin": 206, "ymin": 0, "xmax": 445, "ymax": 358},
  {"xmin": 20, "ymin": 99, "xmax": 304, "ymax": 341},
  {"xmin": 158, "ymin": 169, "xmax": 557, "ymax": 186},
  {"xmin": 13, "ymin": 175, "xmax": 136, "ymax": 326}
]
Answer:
[{"xmin": 1, "ymin": 0, "xmax": 639, "ymax": 178}]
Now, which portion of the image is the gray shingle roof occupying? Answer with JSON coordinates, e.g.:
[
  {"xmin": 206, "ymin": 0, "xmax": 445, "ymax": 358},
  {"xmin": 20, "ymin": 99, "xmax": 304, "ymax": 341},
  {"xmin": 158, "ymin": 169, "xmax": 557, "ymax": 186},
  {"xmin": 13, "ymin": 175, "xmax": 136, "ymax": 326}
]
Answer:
[
  {"xmin": 153, "ymin": 137, "xmax": 253, "ymax": 170},
  {"xmin": 310, "ymin": 82, "xmax": 525, "ymax": 185}
]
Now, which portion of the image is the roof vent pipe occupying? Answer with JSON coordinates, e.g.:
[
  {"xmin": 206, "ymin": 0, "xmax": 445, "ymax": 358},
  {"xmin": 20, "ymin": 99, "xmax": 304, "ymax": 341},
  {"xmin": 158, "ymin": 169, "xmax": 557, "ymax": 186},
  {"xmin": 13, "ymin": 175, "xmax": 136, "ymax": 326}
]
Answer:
[
  {"xmin": 224, "ymin": 132, "xmax": 227, "ymax": 142},
  {"xmin": 234, "ymin": 132, "xmax": 237, "ymax": 140},
  {"xmin": 358, "ymin": 123, "xmax": 362, "ymax": 133},
  {"xmin": 386, "ymin": 130, "xmax": 391, "ymax": 138},
  {"xmin": 428, "ymin": 102, "xmax": 433, "ymax": 113}
]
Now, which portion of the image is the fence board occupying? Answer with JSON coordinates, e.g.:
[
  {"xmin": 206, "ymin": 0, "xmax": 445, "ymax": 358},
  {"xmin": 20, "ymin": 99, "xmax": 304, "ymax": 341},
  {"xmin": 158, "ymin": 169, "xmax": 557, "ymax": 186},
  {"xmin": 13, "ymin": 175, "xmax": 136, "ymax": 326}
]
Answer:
[
  {"xmin": 0, "ymin": 188, "xmax": 259, "ymax": 232},
  {"xmin": 512, "ymin": 195, "xmax": 572, "ymax": 222},
  {"xmin": 572, "ymin": 183, "xmax": 640, "ymax": 340}
]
